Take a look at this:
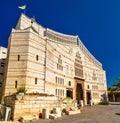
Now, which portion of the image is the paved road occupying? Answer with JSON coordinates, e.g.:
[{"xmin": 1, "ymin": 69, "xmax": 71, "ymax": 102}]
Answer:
[{"xmin": 32, "ymin": 105, "xmax": 120, "ymax": 123}]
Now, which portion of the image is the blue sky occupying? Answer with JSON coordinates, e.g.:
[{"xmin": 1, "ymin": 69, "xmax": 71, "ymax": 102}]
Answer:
[{"xmin": 0, "ymin": 0, "xmax": 120, "ymax": 87}]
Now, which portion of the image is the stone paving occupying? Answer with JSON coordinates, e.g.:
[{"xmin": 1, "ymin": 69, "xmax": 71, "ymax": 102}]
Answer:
[{"xmin": 31, "ymin": 105, "xmax": 120, "ymax": 123}]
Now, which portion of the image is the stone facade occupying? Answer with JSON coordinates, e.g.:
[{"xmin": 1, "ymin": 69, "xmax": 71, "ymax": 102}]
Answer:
[
  {"xmin": 2, "ymin": 14, "xmax": 107, "ymax": 105},
  {"xmin": 0, "ymin": 46, "xmax": 7, "ymax": 100}
]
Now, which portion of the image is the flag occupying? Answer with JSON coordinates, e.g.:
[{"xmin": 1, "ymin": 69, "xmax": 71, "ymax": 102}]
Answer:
[{"xmin": 18, "ymin": 5, "xmax": 26, "ymax": 10}]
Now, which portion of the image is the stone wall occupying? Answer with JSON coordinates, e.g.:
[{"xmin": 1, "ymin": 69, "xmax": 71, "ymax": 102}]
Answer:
[{"xmin": 4, "ymin": 95, "xmax": 73, "ymax": 121}]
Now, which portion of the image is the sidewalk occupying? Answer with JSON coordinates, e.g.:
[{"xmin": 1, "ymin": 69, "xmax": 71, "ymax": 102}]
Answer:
[{"xmin": 109, "ymin": 102, "xmax": 120, "ymax": 105}]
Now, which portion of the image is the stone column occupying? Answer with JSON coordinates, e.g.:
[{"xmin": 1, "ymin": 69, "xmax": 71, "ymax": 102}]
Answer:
[
  {"xmin": 5, "ymin": 107, "xmax": 11, "ymax": 121},
  {"xmin": 73, "ymin": 80, "xmax": 77, "ymax": 100},
  {"xmin": 80, "ymin": 100, "xmax": 84, "ymax": 107},
  {"xmin": 84, "ymin": 91, "xmax": 87, "ymax": 105},
  {"xmin": 90, "ymin": 100, "xmax": 93, "ymax": 106},
  {"xmin": 42, "ymin": 108, "xmax": 49, "ymax": 119}
]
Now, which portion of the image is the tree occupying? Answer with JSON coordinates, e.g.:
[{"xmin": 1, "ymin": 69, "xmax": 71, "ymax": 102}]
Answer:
[
  {"xmin": 108, "ymin": 78, "xmax": 120, "ymax": 102},
  {"xmin": 112, "ymin": 78, "xmax": 120, "ymax": 90},
  {"xmin": 107, "ymin": 86, "xmax": 117, "ymax": 102}
]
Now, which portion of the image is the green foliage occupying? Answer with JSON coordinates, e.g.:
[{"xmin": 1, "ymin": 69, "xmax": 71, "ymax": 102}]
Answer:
[
  {"xmin": 108, "ymin": 77, "xmax": 120, "ymax": 92},
  {"xmin": 27, "ymin": 92, "xmax": 54, "ymax": 96},
  {"xmin": 111, "ymin": 77, "xmax": 120, "ymax": 90},
  {"xmin": 98, "ymin": 101, "xmax": 109, "ymax": 105},
  {"xmin": 107, "ymin": 86, "xmax": 117, "ymax": 92},
  {"xmin": 63, "ymin": 97, "xmax": 72, "ymax": 101},
  {"xmin": 17, "ymin": 87, "xmax": 27, "ymax": 94}
]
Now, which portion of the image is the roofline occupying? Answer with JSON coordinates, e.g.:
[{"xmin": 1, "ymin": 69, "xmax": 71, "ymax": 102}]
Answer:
[
  {"xmin": 16, "ymin": 13, "xmax": 102, "ymax": 69},
  {"xmin": 47, "ymin": 28, "xmax": 78, "ymax": 38}
]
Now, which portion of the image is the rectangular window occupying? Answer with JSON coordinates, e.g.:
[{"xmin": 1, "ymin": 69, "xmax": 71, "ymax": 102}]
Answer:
[
  {"xmin": 60, "ymin": 78, "xmax": 62, "ymax": 84},
  {"xmin": 58, "ymin": 89, "xmax": 59, "ymax": 96},
  {"xmin": 56, "ymin": 76, "xmax": 57, "ymax": 83},
  {"xmin": 63, "ymin": 90, "xmax": 64, "ymax": 96},
  {"xmin": 35, "ymin": 78, "xmax": 37, "ymax": 84},
  {"xmin": 2, "ymin": 52, "xmax": 6, "ymax": 54},
  {"xmin": 1, "ymin": 62, "xmax": 4, "ymax": 65},
  {"xmin": 36, "ymin": 55, "xmax": 38, "ymax": 61},
  {"xmin": 57, "ymin": 64, "xmax": 59, "ymax": 69},
  {"xmin": 58, "ymin": 58, "xmax": 60, "ymax": 63},
  {"xmin": 58, "ymin": 78, "xmax": 60, "ymax": 84},
  {"xmin": 18, "ymin": 55, "xmax": 20, "ymax": 61},
  {"xmin": 56, "ymin": 89, "xmax": 57, "ymax": 96},
  {"xmin": 1, "ymin": 64, "xmax": 4, "ymax": 67},
  {"xmin": 60, "ymin": 89, "xmax": 62, "ymax": 96},
  {"xmin": 68, "ymin": 81, "xmax": 71, "ymax": 86},
  {"xmin": 44, "ymin": 31, "xmax": 46, "ymax": 36},
  {"xmin": 0, "ymin": 73, "xmax": 3, "ymax": 75},
  {"xmin": 63, "ymin": 79, "xmax": 64, "ymax": 85},
  {"xmin": 15, "ymin": 81, "xmax": 17, "ymax": 88}
]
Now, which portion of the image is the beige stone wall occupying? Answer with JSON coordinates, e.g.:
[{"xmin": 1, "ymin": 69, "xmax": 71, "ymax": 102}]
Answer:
[
  {"xmin": 45, "ymin": 41, "xmax": 75, "ymax": 97},
  {"xmin": 4, "ymin": 95, "xmax": 60, "ymax": 120},
  {"xmin": 83, "ymin": 57, "xmax": 107, "ymax": 104},
  {"xmin": 2, "ymin": 29, "xmax": 46, "ymax": 98}
]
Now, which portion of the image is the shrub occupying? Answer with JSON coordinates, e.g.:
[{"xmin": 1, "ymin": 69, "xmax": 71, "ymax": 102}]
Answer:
[
  {"xmin": 98, "ymin": 101, "xmax": 109, "ymax": 105},
  {"xmin": 27, "ymin": 92, "xmax": 54, "ymax": 96},
  {"xmin": 17, "ymin": 87, "xmax": 27, "ymax": 94},
  {"xmin": 63, "ymin": 97, "xmax": 72, "ymax": 101}
]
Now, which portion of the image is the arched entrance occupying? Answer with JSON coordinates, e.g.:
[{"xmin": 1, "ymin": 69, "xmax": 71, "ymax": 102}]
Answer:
[{"xmin": 86, "ymin": 91, "xmax": 91, "ymax": 104}]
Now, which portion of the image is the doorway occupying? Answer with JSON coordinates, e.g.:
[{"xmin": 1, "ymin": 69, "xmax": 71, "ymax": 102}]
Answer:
[
  {"xmin": 67, "ymin": 90, "xmax": 73, "ymax": 99},
  {"xmin": 76, "ymin": 83, "xmax": 83, "ymax": 100},
  {"xmin": 86, "ymin": 91, "xmax": 91, "ymax": 104}
]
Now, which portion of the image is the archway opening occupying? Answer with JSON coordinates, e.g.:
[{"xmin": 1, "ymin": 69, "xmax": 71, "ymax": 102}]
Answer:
[
  {"xmin": 67, "ymin": 90, "xmax": 73, "ymax": 99},
  {"xmin": 76, "ymin": 83, "xmax": 83, "ymax": 101},
  {"xmin": 86, "ymin": 91, "xmax": 91, "ymax": 104}
]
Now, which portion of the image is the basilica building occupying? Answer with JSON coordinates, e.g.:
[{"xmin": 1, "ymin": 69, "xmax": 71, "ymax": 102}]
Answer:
[{"xmin": 2, "ymin": 14, "xmax": 107, "ymax": 105}]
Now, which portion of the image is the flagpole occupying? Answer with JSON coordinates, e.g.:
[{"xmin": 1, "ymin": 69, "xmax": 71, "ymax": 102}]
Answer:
[
  {"xmin": 24, "ymin": 8, "xmax": 26, "ymax": 15},
  {"xmin": 24, "ymin": 5, "xmax": 26, "ymax": 15}
]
